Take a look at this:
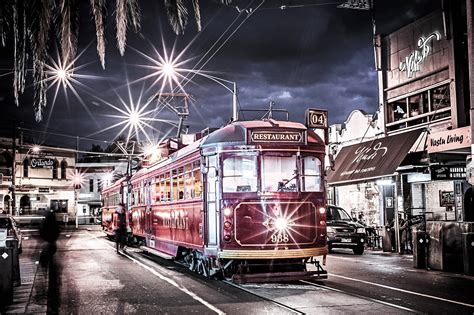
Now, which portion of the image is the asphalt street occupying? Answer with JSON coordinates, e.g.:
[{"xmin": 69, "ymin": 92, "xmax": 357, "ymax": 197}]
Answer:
[{"xmin": 5, "ymin": 227, "xmax": 474, "ymax": 314}]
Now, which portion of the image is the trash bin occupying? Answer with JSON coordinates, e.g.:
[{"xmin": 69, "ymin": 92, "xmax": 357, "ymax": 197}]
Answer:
[
  {"xmin": 6, "ymin": 239, "xmax": 21, "ymax": 286},
  {"xmin": 413, "ymin": 230, "xmax": 429, "ymax": 269},
  {"xmin": 0, "ymin": 246, "xmax": 14, "ymax": 307},
  {"xmin": 382, "ymin": 226, "xmax": 393, "ymax": 252},
  {"xmin": 462, "ymin": 233, "xmax": 474, "ymax": 276}
]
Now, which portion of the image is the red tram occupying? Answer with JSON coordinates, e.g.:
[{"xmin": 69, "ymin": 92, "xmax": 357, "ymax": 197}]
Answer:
[
  {"xmin": 101, "ymin": 177, "xmax": 130, "ymax": 239},
  {"xmin": 103, "ymin": 119, "xmax": 328, "ymax": 282}
]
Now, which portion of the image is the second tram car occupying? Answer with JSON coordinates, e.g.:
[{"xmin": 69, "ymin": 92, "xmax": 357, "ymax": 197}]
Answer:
[{"xmin": 103, "ymin": 118, "xmax": 328, "ymax": 282}]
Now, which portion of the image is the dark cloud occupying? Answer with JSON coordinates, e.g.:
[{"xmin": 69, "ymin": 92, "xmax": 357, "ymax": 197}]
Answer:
[{"xmin": 0, "ymin": 0, "xmax": 438, "ymax": 149}]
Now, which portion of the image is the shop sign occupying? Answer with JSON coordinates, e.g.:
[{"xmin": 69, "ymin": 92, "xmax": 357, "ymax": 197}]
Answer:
[
  {"xmin": 249, "ymin": 131, "xmax": 304, "ymax": 144},
  {"xmin": 439, "ymin": 190, "xmax": 455, "ymax": 207},
  {"xmin": 430, "ymin": 165, "xmax": 466, "ymax": 180},
  {"xmin": 427, "ymin": 126, "xmax": 471, "ymax": 154},
  {"xmin": 38, "ymin": 188, "xmax": 50, "ymax": 193},
  {"xmin": 399, "ymin": 32, "xmax": 442, "ymax": 79},
  {"xmin": 30, "ymin": 158, "xmax": 54, "ymax": 168},
  {"xmin": 407, "ymin": 215, "xmax": 424, "ymax": 227}
]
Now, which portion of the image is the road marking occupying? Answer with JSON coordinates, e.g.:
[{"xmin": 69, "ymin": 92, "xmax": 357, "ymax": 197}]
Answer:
[
  {"xmin": 300, "ymin": 280, "xmax": 418, "ymax": 313},
  {"xmin": 328, "ymin": 273, "xmax": 474, "ymax": 309},
  {"xmin": 88, "ymin": 232, "xmax": 224, "ymax": 315}
]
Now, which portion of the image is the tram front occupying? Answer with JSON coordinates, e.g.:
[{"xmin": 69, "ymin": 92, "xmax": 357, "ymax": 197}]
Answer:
[{"xmin": 200, "ymin": 119, "xmax": 328, "ymax": 283}]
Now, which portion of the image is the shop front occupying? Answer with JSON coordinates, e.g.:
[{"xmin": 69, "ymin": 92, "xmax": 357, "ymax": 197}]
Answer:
[{"xmin": 328, "ymin": 129, "xmax": 423, "ymax": 235}]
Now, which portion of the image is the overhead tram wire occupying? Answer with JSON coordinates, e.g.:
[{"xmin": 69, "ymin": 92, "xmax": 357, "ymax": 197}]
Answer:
[
  {"xmin": 154, "ymin": 1, "xmax": 265, "ymax": 124},
  {"xmin": 260, "ymin": 1, "xmax": 343, "ymax": 10}
]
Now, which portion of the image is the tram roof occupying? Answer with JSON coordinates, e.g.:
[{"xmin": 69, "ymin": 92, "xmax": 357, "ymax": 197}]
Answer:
[{"xmin": 202, "ymin": 119, "xmax": 320, "ymax": 146}]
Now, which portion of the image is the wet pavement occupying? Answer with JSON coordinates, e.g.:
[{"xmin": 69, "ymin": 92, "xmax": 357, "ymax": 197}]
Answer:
[{"xmin": 4, "ymin": 226, "xmax": 474, "ymax": 314}]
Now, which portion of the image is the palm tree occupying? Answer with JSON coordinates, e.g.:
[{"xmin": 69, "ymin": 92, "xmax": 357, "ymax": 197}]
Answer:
[{"xmin": 0, "ymin": 0, "xmax": 232, "ymax": 122}]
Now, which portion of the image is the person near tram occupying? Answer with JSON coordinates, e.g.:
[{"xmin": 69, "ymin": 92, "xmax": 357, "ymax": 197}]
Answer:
[{"xmin": 115, "ymin": 203, "xmax": 127, "ymax": 253}]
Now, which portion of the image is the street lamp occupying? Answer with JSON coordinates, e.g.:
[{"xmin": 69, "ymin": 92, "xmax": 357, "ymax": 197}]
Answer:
[
  {"xmin": 73, "ymin": 171, "xmax": 83, "ymax": 228},
  {"xmin": 159, "ymin": 62, "xmax": 240, "ymax": 122}
]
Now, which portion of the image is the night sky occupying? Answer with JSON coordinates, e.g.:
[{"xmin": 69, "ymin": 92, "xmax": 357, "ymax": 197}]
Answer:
[{"xmin": 0, "ymin": 0, "xmax": 438, "ymax": 150}]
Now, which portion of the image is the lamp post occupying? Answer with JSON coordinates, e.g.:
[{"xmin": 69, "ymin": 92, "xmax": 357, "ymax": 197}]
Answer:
[
  {"xmin": 186, "ymin": 71, "xmax": 239, "ymax": 122},
  {"xmin": 160, "ymin": 63, "xmax": 239, "ymax": 122},
  {"xmin": 73, "ymin": 172, "xmax": 82, "ymax": 228}
]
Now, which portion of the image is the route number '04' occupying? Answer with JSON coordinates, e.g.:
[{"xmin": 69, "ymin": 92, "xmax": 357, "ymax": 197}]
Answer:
[
  {"xmin": 271, "ymin": 233, "xmax": 289, "ymax": 243},
  {"xmin": 306, "ymin": 109, "xmax": 328, "ymax": 129}
]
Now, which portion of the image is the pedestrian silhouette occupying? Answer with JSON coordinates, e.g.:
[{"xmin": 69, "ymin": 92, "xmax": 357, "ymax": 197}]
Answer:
[{"xmin": 39, "ymin": 210, "xmax": 61, "ymax": 314}]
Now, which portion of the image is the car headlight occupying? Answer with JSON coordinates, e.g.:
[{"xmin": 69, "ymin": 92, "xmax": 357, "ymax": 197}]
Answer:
[
  {"xmin": 326, "ymin": 226, "xmax": 336, "ymax": 235},
  {"xmin": 356, "ymin": 228, "xmax": 366, "ymax": 234}
]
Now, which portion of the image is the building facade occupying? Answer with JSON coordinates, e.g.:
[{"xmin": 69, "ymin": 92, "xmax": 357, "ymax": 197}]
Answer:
[
  {"xmin": 75, "ymin": 161, "xmax": 129, "ymax": 224},
  {"xmin": 0, "ymin": 138, "xmax": 77, "ymax": 220},
  {"xmin": 328, "ymin": 3, "xmax": 473, "ymax": 271}
]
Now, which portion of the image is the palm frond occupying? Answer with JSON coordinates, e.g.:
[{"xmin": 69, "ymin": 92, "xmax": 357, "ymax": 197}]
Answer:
[
  {"xmin": 116, "ymin": 0, "xmax": 127, "ymax": 56},
  {"xmin": 13, "ymin": 0, "xmax": 27, "ymax": 106},
  {"xmin": 60, "ymin": 0, "xmax": 79, "ymax": 66},
  {"xmin": 27, "ymin": 0, "xmax": 53, "ymax": 122},
  {"xmin": 0, "ymin": 1, "xmax": 12, "ymax": 46},
  {"xmin": 127, "ymin": 0, "xmax": 140, "ymax": 33},
  {"xmin": 164, "ymin": 0, "xmax": 188, "ymax": 35},
  {"xmin": 90, "ymin": 0, "xmax": 107, "ymax": 69},
  {"xmin": 191, "ymin": 0, "xmax": 201, "ymax": 32}
]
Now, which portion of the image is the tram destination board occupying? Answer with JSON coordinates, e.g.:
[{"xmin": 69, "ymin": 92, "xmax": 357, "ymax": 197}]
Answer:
[
  {"xmin": 306, "ymin": 108, "xmax": 328, "ymax": 129},
  {"xmin": 249, "ymin": 130, "xmax": 305, "ymax": 145}
]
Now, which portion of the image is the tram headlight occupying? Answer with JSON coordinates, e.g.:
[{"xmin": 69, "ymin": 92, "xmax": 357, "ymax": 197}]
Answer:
[
  {"xmin": 274, "ymin": 217, "xmax": 288, "ymax": 231},
  {"xmin": 223, "ymin": 221, "xmax": 232, "ymax": 230},
  {"xmin": 318, "ymin": 207, "xmax": 326, "ymax": 214},
  {"xmin": 223, "ymin": 207, "xmax": 232, "ymax": 217}
]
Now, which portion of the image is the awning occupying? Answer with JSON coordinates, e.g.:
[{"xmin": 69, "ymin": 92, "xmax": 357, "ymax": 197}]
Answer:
[{"xmin": 328, "ymin": 129, "xmax": 423, "ymax": 185}]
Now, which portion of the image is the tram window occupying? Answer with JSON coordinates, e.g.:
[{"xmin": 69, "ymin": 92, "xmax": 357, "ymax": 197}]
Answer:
[
  {"xmin": 301, "ymin": 156, "xmax": 322, "ymax": 192},
  {"xmin": 172, "ymin": 169, "xmax": 179, "ymax": 201},
  {"xmin": 193, "ymin": 164, "xmax": 202, "ymax": 198},
  {"xmin": 184, "ymin": 164, "xmax": 193, "ymax": 199},
  {"xmin": 155, "ymin": 176, "xmax": 162, "ymax": 201},
  {"xmin": 222, "ymin": 155, "xmax": 257, "ymax": 192},
  {"xmin": 261, "ymin": 154, "xmax": 297, "ymax": 192},
  {"xmin": 161, "ymin": 174, "xmax": 170, "ymax": 202},
  {"xmin": 178, "ymin": 166, "xmax": 185, "ymax": 200}
]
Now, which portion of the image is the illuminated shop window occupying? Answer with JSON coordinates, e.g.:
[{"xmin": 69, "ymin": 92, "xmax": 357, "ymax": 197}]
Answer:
[{"xmin": 387, "ymin": 84, "xmax": 451, "ymax": 132}]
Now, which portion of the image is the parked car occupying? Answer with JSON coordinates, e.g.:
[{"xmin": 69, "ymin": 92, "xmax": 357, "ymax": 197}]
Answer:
[
  {"xmin": 326, "ymin": 205, "xmax": 365, "ymax": 255},
  {"xmin": 0, "ymin": 214, "xmax": 23, "ymax": 254}
]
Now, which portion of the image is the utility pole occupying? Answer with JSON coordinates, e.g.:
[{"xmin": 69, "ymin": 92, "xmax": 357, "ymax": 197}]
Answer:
[
  {"xmin": 467, "ymin": 0, "xmax": 474, "ymax": 185},
  {"xmin": 10, "ymin": 124, "xmax": 16, "ymax": 216}
]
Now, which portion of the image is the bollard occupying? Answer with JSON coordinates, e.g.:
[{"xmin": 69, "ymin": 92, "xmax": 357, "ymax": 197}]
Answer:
[
  {"xmin": 6, "ymin": 239, "xmax": 21, "ymax": 286},
  {"xmin": 382, "ymin": 227, "xmax": 393, "ymax": 252},
  {"xmin": 413, "ymin": 230, "xmax": 429, "ymax": 269},
  {"xmin": 0, "ymin": 247, "xmax": 14, "ymax": 307},
  {"xmin": 462, "ymin": 233, "xmax": 474, "ymax": 276}
]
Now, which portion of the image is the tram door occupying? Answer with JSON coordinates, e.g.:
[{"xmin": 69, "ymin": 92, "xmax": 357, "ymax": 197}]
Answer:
[{"xmin": 205, "ymin": 155, "xmax": 220, "ymax": 247}]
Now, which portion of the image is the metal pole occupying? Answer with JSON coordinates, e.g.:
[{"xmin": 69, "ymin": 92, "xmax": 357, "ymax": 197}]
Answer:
[
  {"xmin": 232, "ymin": 82, "xmax": 238, "ymax": 122},
  {"xmin": 394, "ymin": 173, "xmax": 400, "ymax": 253},
  {"xmin": 11, "ymin": 125, "xmax": 16, "ymax": 216},
  {"xmin": 467, "ymin": 0, "xmax": 474, "ymax": 185}
]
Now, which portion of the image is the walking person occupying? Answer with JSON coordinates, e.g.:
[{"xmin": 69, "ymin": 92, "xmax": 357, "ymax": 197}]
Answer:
[{"xmin": 115, "ymin": 203, "xmax": 127, "ymax": 253}]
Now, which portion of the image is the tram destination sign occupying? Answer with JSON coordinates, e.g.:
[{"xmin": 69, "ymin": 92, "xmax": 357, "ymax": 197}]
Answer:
[
  {"xmin": 249, "ymin": 130, "xmax": 304, "ymax": 145},
  {"xmin": 306, "ymin": 108, "xmax": 328, "ymax": 129}
]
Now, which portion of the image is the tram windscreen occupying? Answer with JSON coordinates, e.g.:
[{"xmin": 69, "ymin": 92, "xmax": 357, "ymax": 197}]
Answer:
[
  {"xmin": 222, "ymin": 155, "xmax": 258, "ymax": 192},
  {"xmin": 301, "ymin": 156, "xmax": 322, "ymax": 192},
  {"xmin": 261, "ymin": 155, "xmax": 298, "ymax": 192}
]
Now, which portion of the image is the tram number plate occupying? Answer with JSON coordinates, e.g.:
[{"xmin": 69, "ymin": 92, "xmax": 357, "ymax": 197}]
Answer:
[
  {"xmin": 271, "ymin": 233, "xmax": 289, "ymax": 243},
  {"xmin": 341, "ymin": 238, "xmax": 351, "ymax": 243}
]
